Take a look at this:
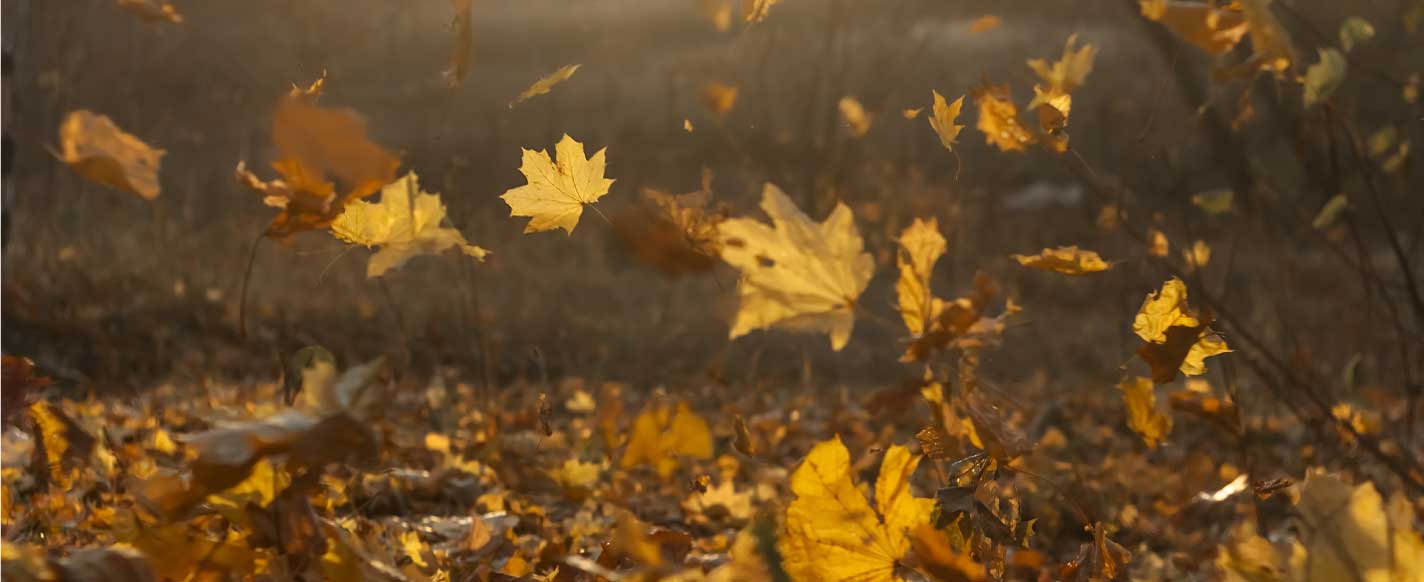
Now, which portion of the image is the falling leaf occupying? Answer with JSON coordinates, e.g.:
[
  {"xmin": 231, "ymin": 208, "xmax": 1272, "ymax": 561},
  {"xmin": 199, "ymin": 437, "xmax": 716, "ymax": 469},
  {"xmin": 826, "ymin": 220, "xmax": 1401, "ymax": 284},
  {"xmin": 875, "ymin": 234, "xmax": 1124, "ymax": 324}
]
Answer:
[
  {"xmin": 510, "ymin": 64, "xmax": 581, "ymax": 108},
  {"xmin": 1027, "ymin": 34, "xmax": 1097, "ymax": 95},
  {"xmin": 699, "ymin": 0, "xmax": 733, "ymax": 31},
  {"xmin": 1339, "ymin": 17, "xmax": 1375, "ymax": 52},
  {"xmin": 1182, "ymin": 240, "xmax": 1211, "ymax": 271},
  {"xmin": 1118, "ymin": 377, "xmax": 1172, "ymax": 449},
  {"xmin": 968, "ymin": 15, "xmax": 1001, "ymax": 34},
  {"xmin": 1217, "ymin": 521, "xmax": 1286, "ymax": 582},
  {"xmin": 331, "ymin": 171, "xmax": 488, "ymax": 277},
  {"xmin": 1011, "ymin": 245, "xmax": 1110, "ymax": 275},
  {"xmin": 704, "ymin": 82, "xmax": 739, "ymax": 115},
  {"xmin": 621, "ymin": 400, "xmax": 713, "ymax": 478},
  {"xmin": 911, "ymin": 525, "xmax": 986, "ymax": 581},
  {"xmin": 1147, "ymin": 228, "xmax": 1170, "ymax": 257},
  {"xmin": 500, "ymin": 134, "xmax": 615, "ymax": 234},
  {"xmin": 1191, "ymin": 189, "xmax": 1234, "ymax": 214},
  {"xmin": 717, "ymin": 183, "xmax": 874, "ymax": 351},
  {"xmin": 1240, "ymin": 0, "xmax": 1296, "ymax": 77},
  {"xmin": 838, "ymin": 97, "xmax": 873, "ymax": 137},
  {"xmin": 1290, "ymin": 472, "xmax": 1424, "ymax": 582},
  {"xmin": 56, "ymin": 110, "xmax": 165, "ymax": 200},
  {"xmin": 1139, "ymin": 0, "xmax": 1248, "ymax": 56},
  {"xmin": 902, "ymin": 108, "xmax": 923, "ymax": 119},
  {"xmin": 744, "ymin": 0, "xmax": 780, "ymax": 23},
  {"xmin": 445, "ymin": 0, "xmax": 474, "ymax": 85},
  {"xmin": 1312, "ymin": 194, "xmax": 1349, "ymax": 229},
  {"xmin": 1303, "ymin": 48, "xmax": 1347, "ymax": 108},
  {"xmin": 896, "ymin": 218, "xmax": 947, "ymax": 335},
  {"xmin": 972, "ymin": 83, "xmax": 1034, "ymax": 153},
  {"xmin": 684, "ymin": 118, "xmax": 695, "ymax": 132},
  {"xmin": 289, "ymin": 71, "xmax": 326, "ymax": 100},
  {"xmin": 116, "ymin": 0, "xmax": 182, "ymax": 23},
  {"xmin": 928, "ymin": 91, "xmax": 966, "ymax": 151},
  {"xmin": 1133, "ymin": 278, "xmax": 1230, "ymax": 383},
  {"xmin": 780, "ymin": 437, "xmax": 934, "ymax": 582}
]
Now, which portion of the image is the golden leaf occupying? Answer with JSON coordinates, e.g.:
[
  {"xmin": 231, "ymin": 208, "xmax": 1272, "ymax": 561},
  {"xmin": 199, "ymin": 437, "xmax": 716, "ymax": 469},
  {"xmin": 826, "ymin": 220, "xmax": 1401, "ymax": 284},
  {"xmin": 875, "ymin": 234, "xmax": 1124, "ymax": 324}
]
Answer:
[
  {"xmin": 699, "ymin": 0, "xmax": 733, "ymax": 31},
  {"xmin": 116, "ymin": 0, "xmax": 182, "ymax": 23},
  {"xmin": 683, "ymin": 479, "xmax": 754, "ymax": 526},
  {"xmin": 928, "ymin": 91, "xmax": 966, "ymax": 152},
  {"xmin": 1027, "ymin": 34, "xmax": 1097, "ymax": 95},
  {"xmin": 511, "ymin": 64, "xmax": 581, "ymax": 108},
  {"xmin": 1139, "ymin": 0, "xmax": 1248, "ymax": 56},
  {"xmin": 621, "ymin": 400, "xmax": 713, "ymax": 478},
  {"xmin": 704, "ymin": 82, "xmax": 739, "ymax": 115},
  {"xmin": 1011, "ymin": 245, "xmax": 1110, "ymax": 275},
  {"xmin": 1182, "ymin": 240, "xmax": 1211, "ymax": 271},
  {"xmin": 717, "ymin": 183, "xmax": 874, "ymax": 351},
  {"xmin": 1290, "ymin": 472, "xmax": 1424, "ymax": 582},
  {"xmin": 744, "ymin": 0, "xmax": 781, "ymax": 23},
  {"xmin": 1132, "ymin": 277, "xmax": 1199, "ymax": 343},
  {"xmin": 1191, "ymin": 189, "xmax": 1234, "ymax": 214},
  {"xmin": 1217, "ymin": 520, "xmax": 1286, "ymax": 582},
  {"xmin": 902, "ymin": 108, "xmax": 923, "ymax": 120},
  {"xmin": 271, "ymin": 95, "xmax": 400, "ymax": 204},
  {"xmin": 1312, "ymin": 194, "xmax": 1349, "ymax": 229},
  {"xmin": 911, "ymin": 525, "xmax": 986, "ymax": 581},
  {"xmin": 500, "ymin": 134, "xmax": 615, "ymax": 234},
  {"xmin": 1118, "ymin": 377, "xmax": 1172, "ymax": 449},
  {"xmin": 972, "ymin": 83, "xmax": 1034, "ymax": 153},
  {"xmin": 968, "ymin": 15, "xmax": 1001, "ymax": 34},
  {"xmin": 289, "ymin": 71, "xmax": 326, "ymax": 100},
  {"xmin": 57, "ymin": 111, "xmax": 165, "ymax": 200},
  {"xmin": 331, "ymin": 171, "xmax": 488, "ymax": 277},
  {"xmin": 895, "ymin": 218, "xmax": 947, "ymax": 335},
  {"xmin": 1148, "ymin": 228, "xmax": 1170, "ymax": 257},
  {"xmin": 839, "ymin": 97, "xmax": 873, "ymax": 137},
  {"xmin": 1239, "ymin": 0, "xmax": 1296, "ymax": 78},
  {"xmin": 780, "ymin": 437, "xmax": 934, "ymax": 582},
  {"xmin": 1133, "ymin": 278, "xmax": 1231, "ymax": 383}
]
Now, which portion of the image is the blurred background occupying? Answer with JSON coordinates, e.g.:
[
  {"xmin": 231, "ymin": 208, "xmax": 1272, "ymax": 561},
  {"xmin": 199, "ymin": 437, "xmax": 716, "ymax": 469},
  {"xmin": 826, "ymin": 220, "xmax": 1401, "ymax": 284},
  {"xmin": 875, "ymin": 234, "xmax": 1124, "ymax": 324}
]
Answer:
[{"xmin": 1, "ymin": 0, "xmax": 1419, "ymax": 406}]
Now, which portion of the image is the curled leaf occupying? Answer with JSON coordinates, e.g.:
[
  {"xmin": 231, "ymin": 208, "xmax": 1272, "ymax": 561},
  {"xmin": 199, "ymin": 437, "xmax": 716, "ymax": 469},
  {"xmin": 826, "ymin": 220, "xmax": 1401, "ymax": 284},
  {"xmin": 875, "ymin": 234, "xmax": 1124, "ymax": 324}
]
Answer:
[{"xmin": 57, "ymin": 111, "xmax": 165, "ymax": 200}]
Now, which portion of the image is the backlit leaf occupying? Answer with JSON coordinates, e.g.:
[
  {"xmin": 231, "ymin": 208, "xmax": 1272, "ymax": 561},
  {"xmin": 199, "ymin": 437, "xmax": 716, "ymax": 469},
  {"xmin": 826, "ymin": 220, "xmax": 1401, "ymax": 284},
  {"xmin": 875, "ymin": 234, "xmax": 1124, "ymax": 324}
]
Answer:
[
  {"xmin": 928, "ymin": 91, "xmax": 966, "ymax": 151},
  {"xmin": 621, "ymin": 400, "xmax": 713, "ymax": 478},
  {"xmin": 511, "ymin": 64, "xmax": 581, "ymax": 108},
  {"xmin": 1011, "ymin": 245, "xmax": 1110, "ymax": 275},
  {"xmin": 57, "ymin": 111, "xmax": 165, "ymax": 200},
  {"xmin": 896, "ymin": 218, "xmax": 947, "ymax": 335},
  {"xmin": 1118, "ymin": 377, "xmax": 1172, "ymax": 449},
  {"xmin": 717, "ymin": 183, "xmax": 874, "ymax": 351},
  {"xmin": 500, "ymin": 134, "xmax": 615, "ymax": 234},
  {"xmin": 331, "ymin": 171, "xmax": 489, "ymax": 277}
]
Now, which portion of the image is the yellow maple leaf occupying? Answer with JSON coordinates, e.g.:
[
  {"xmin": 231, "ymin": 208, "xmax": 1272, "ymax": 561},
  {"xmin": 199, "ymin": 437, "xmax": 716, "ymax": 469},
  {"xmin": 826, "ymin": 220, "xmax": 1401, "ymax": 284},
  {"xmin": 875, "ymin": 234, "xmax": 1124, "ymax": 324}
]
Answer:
[
  {"xmin": 1138, "ymin": 0, "xmax": 1248, "ymax": 56},
  {"xmin": 780, "ymin": 437, "xmax": 934, "ymax": 582},
  {"xmin": 895, "ymin": 218, "xmax": 947, "ymax": 335},
  {"xmin": 1133, "ymin": 278, "xmax": 1231, "ymax": 383},
  {"xmin": 927, "ymin": 90, "xmax": 965, "ymax": 151},
  {"xmin": 839, "ymin": 97, "xmax": 873, "ymax": 137},
  {"xmin": 57, "ymin": 110, "xmax": 165, "ymax": 200},
  {"xmin": 332, "ymin": 172, "xmax": 488, "ymax": 277},
  {"xmin": 500, "ymin": 134, "xmax": 615, "ymax": 234},
  {"xmin": 972, "ymin": 83, "xmax": 1034, "ymax": 153},
  {"xmin": 1118, "ymin": 377, "xmax": 1172, "ymax": 449},
  {"xmin": 510, "ymin": 64, "xmax": 581, "ymax": 108},
  {"xmin": 1027, "ymin": 34, "xmax": 1097, "ymax": 96},
  {"xmin": 717, "ymin": 183, "xmax": 874, "ymax": 351},
  {"xmin": 620, "ymin": 400, "xmax": 713, "ymax": 478},
  {"xmin": 1012, "ymin": 245, "xmax": 1110, "ymax": 275},
  {"xmin": 1132, "ymin": 277, "xmax": 1198, "ymax": 343},
  {"xmin": 1292, "ymin": 471, "xmax": 1424, "ymax": 582}
]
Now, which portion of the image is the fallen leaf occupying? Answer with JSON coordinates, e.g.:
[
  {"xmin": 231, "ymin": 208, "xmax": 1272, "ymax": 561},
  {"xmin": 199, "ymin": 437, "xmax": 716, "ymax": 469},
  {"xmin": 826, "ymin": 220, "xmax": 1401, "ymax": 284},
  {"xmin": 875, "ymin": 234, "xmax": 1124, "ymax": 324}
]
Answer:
[
  {"xmin": 928, "ymin": 91, "xmax": 966, "ymax": 152},
  {"xmin": 780, "ymin": 437, "xmax": 934, "ymax": 582},
  {"xmin": 621, "ymin": 400, "xmax": 713, "ymax": 478},
  {"xmin": 331, "ymin": 171, "xmax": 488, "ymax": 277},
  {"xmin": 511, "ymin": 64, "xmax": 581, "ymax": 108},
  {"xmin": 500, "ymin": 134, "xmax": 615, "ymax": 234},
  {"xmin": 896, "ymin": 218, "xmax": 947, "ymax": 335},
  {"xmin": 1191, "ymin": 189, "xmax": 1234, "ymax": 214},
  {"xmin": 717, "ymin": 183, "xmax": 874, "ymax": 351},
  {"xmin": 1217, "ymin": 520, "xmax": 1286, "ymax": 582},
  {"xmin": 1118, "ymin": 377, "xmax": 1172, "ymax": 449},
  {"xmin": 1290, "ymin": 472, "xmax": 1423, "ymax": 582},
  {"xmin": 1011, "ymin": 245, "xmax": 1110, "ymax": 275},
  {"xmin": 57, "ymin": 110, "xmax": 165, "ymax": 200}
]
